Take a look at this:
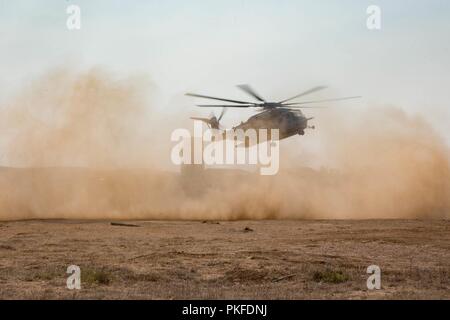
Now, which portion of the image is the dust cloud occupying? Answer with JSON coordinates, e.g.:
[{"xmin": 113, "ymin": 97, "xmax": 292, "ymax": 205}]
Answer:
[{"xmin": 0, "ymin": 69, "xmax": 448, "ymax": 220}]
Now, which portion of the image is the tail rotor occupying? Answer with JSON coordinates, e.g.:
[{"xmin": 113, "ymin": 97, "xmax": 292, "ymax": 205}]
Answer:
[{"xmin": 190, "ymin": 107, "xmax": 227, "ymax": 130}]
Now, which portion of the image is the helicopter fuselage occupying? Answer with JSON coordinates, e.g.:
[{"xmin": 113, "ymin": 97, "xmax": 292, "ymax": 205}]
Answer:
[
  {"xmin": 232, "ymin": 107, "xmax": 309, "ymax": 140},
  {"xmin": 187, "ymin": 84, "xmax": 358, "ymax": 144}
]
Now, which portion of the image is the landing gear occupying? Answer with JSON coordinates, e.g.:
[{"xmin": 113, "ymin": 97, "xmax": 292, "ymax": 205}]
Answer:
[{"xmin": 298, "ymin": 130, "xmax": 305, "ymax": 135}]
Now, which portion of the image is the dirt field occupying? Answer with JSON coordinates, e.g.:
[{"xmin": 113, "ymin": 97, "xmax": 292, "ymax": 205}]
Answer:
[{"xmin": 0, "ymin": 219, "xmax": 449, "ymax": 299}]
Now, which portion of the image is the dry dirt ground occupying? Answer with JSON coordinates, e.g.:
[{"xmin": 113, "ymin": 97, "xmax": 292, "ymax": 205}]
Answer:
[{"xmin": 0, "ymin": 219, "xmax": 449, "ymax": 299}]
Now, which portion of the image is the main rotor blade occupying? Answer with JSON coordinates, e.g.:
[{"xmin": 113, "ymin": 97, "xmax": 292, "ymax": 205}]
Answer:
[
  {"xmin": 196, "ymin": 104, "xmax": 255, "ymax": 108},
  {"xmin": 279, "ymin": 86, "xmax": 328, "ymax": 103},
  {"xmin": 283, "ymin": 96, "xmax": 361, "ymax": 106},
  {"xmin": 286, "ymin": 106, "xmax": 328, "ymax": 109},
  {"xmin": 236, "ymin": 84, "xmax": 265, "ymax": 102},
  {"xmin": 186, "ymin": 93, "xmax": 253, "ymax": 105}
]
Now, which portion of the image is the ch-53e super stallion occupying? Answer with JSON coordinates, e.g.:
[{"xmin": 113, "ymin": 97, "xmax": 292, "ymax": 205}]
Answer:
[{"xmin": 187, "ymin": 84, "xmax": 360, "ymax": 143}]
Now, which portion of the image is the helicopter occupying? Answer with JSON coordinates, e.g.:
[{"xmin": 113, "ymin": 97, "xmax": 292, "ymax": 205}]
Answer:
[{"xmin": 186, "ymin": 84, "xmax": 360, "ymax": 142}]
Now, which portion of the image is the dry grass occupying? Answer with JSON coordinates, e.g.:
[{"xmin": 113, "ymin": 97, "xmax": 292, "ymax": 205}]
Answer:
[
  {"xmin": 0, "ymin": 219, "xmax": 449, "ymax": 299},
  {"xmin": 82, "ymin": 269, "xmax": 112, "ymax": 286},
  {"xmin": 312, "ymin": 269, "xmax": 350, "ymax": 284}
]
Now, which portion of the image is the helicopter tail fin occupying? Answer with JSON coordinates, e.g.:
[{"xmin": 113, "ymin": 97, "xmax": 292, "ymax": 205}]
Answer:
[{"xmin": 190, "ymin": 117, "xmax": 220, "ymax": 129}]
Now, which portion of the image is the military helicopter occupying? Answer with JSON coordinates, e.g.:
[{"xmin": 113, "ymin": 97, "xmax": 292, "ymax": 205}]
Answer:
[{"xmin": 187, "ymin": 84, "xmax": 360, "ymax": 142}]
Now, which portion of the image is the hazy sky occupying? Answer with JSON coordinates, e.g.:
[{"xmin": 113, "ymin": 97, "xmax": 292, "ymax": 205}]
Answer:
[{"xmin": 1, "ymin": 0, "xmax": 449, "ymax": 141}]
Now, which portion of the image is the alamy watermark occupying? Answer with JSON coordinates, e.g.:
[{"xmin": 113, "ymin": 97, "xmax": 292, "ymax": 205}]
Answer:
[
  {"xmin": 171, "ymin": 121, "xmax": 280, "ymax": 175},
  {"xmin": 66, "ymin": 4, "xmax": 81, "ymax": 30},
  {"xmin": 66, "ymin": 265, "xmax": 81, "ymax": 290},
  {"xmin": 366, "ymin": 265, "xmax": 381, "ymax": 290},
  {"xmin": 366, "ymin": 5, "xmax": 381, "ymax": 30}
]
